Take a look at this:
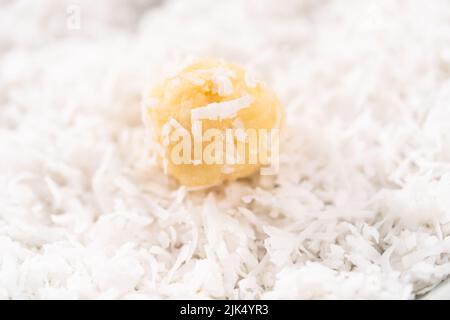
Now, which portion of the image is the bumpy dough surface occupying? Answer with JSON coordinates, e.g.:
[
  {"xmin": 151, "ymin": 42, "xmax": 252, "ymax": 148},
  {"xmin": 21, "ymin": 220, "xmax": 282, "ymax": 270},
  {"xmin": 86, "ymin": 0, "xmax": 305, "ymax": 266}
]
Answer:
[{"xmin": 143, "ymin": 58, "xmax": 284, "ymax": 187}]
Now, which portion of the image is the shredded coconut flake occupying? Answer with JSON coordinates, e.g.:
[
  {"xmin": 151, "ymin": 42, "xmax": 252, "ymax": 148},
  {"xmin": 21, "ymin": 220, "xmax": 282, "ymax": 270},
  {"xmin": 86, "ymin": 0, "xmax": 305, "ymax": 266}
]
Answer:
[
  {"xmin": 245, "ymin": 70, "xmax": 260, "ymax": 88},
  {"xmin": 190, "ymin": 95, "xmax": 253, "ymax": 121}
]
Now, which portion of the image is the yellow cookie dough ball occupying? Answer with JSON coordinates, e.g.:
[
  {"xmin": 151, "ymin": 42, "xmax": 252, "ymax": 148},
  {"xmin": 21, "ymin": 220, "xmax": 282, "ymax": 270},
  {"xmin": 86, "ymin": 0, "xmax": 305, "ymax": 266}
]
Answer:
[{"xmin": 142, "ymin": 58, "xmax": 284, "ymax": 187}]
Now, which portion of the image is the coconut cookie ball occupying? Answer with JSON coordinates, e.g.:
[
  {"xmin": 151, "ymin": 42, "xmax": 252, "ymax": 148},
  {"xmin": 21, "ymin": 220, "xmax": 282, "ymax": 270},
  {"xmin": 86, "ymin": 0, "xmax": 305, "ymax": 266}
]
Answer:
[{"xmin": 142, "ymin": 58, "xmax": 284, "ymax": 187}]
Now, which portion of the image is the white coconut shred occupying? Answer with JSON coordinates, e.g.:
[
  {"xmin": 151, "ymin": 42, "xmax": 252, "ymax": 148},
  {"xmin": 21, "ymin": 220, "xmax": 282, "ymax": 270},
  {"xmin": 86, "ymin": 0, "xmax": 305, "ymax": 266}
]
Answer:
[
  {"xmin": 190, "ymin": 95, "xmax": 253, "ymax": 121},
  {"xmin": 1, "ymin": 0, "xmax": 450, "ymax": 300}
]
